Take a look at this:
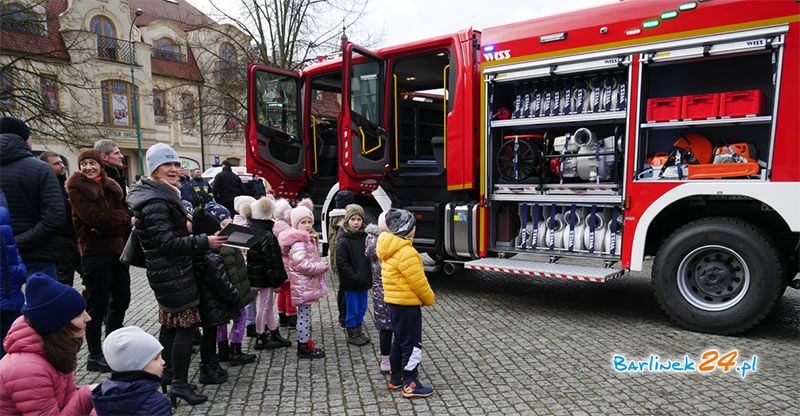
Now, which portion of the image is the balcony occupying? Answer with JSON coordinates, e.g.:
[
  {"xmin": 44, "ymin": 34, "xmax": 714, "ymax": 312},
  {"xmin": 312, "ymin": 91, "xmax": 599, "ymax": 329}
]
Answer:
[
  {"xmin": 96, "ymin": 35, "xmax": 136, "ymax": 65},
  {"xmin": 151, "ymin": 48, "xmax": 186, "ymax": 63}
]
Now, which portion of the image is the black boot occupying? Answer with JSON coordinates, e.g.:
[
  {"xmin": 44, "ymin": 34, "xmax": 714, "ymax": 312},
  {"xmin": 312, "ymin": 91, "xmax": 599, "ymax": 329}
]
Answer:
[
  {"xmin": 170, "ymin": 343, "xmax": 205, "ymax": 405},
  {"xmin": 270, "ymin": 329, "xmax": 292, "ymax": 348},
  {"xmin": 246, "ymin": 324, "xmax": 256, "ymax": 338},
  {"xmin": 279, "ymin": 313, "xmax": 288, "ymax": 327},
  {"xmin": 169, "ymin": 380, "xmax": 207, "ymax": 407},
  {"xmin": 217, "ymin": 341, "xmax": 230, "ymax": 362},
  {"xmin": 297, "ymin": 340, "xmax": 325, "ymax": 359},
  {"xmin": 161, "ymin": 365, "xmax": 197, "ymax": 394},
  {"xmin": 199, "ymin": 362, "xmax": 228, "ymax": 385},
  {"xmin": 287, "ymin": 315, "xmax": 297, "ymax": 330},
  {"xmin": 87, "ymin": 354, "xmax": 112, "ymax": 372},
  {"xmin": 357, "ymin": 324, "xmax": 371, "ymax": 343},
  {"xmin": 229, "ymin": 343, "xmax": 257, "ymax": 366},
  {"xmin": 254, "ymin": 332, "xmax": 282, "ymax": 350},
  {"xmin": 346, "ymin": 328, "xmax": 369, "ymax": 346}
]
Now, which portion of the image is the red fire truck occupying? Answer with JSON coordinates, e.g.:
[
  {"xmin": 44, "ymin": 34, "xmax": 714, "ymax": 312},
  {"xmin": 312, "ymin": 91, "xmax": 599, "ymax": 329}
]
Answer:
[{"xmin": 247, "ymin": 0, "xmax": 800, "ymax": 334}]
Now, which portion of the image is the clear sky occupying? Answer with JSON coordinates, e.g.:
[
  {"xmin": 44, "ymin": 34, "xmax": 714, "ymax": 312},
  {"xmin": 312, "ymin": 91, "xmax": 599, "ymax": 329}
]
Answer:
[{"xmin": 186, "ymin": 0, "xmax": 616, "ymax": 49}]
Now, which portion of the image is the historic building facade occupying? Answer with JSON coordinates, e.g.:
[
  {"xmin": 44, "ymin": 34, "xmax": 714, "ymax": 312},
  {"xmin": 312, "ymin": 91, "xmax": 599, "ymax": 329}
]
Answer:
[{"xmin": 0, "ymin": 0, "xmax": 247, "ymax": 182}]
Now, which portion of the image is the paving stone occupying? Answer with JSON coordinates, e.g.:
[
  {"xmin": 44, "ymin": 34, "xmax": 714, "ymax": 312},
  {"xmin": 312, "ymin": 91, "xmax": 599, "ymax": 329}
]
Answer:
[{"xmin": 71, "ymin": 263, "xmax": 799, "ymax": 415}]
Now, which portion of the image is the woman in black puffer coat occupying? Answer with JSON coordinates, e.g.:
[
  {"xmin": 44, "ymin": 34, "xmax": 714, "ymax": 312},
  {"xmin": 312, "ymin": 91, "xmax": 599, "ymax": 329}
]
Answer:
[{"xmin": 126, "ymin": 143, "xmax": 227, "ymax": 407}]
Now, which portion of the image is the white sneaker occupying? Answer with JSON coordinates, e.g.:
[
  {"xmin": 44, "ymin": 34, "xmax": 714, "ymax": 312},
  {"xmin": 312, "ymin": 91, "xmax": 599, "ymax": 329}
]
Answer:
[{"xmin": 380, "ymin": 355, "xmax": 391, "ymax": 374}]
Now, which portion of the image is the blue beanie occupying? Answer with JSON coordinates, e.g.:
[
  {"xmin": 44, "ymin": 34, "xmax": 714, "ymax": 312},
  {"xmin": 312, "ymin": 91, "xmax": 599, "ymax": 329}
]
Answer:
[
  {"xmin": 334, "ymin": 190, "xmax": 355, "ymax": 209},
  {"xmin": 23, "ymin": 274, "xmax": 86, "ymax": 334},
  {"xmin": 204, "ymin": 202, "xmax": 231, "ymax": 223}
]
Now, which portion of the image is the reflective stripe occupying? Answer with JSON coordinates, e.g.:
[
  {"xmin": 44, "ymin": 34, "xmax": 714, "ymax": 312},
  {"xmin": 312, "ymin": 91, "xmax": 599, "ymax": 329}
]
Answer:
[{"xmin": 404, "ymin": 346, "xmax": 423, "ymax": 371}]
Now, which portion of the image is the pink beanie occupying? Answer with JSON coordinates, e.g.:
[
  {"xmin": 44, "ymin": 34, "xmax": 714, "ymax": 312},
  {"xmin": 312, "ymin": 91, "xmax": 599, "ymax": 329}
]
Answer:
[
  {"xmin": 291, "ymin": 205, "xmax": 314, "ymax": 228},
  {"xmin": 378, "ymin": 211, "xmax": 388, "ymax": 232}
]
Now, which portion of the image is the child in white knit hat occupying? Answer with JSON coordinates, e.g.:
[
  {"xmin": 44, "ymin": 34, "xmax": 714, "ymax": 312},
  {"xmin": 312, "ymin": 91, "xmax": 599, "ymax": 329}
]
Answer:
[
  {"xmin": 92, "ymin": 326, "xmax": 171, "ymax": 414},
  {"xmin": 246, "ymin": 196, "xmax": 292, "ymax": 350}
]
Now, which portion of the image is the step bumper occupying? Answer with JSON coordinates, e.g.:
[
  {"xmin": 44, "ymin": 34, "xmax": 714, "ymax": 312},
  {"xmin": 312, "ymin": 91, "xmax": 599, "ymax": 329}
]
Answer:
[{"xmin": 464, "ymin": 258, "xmax": 624, "ymax": 283}]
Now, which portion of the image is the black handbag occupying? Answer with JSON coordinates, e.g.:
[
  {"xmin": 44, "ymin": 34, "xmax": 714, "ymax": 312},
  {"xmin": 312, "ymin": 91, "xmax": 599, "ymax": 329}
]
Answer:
[{"xmin": 120, "ymin": 229, "xmax": 146, "ymax": 268}]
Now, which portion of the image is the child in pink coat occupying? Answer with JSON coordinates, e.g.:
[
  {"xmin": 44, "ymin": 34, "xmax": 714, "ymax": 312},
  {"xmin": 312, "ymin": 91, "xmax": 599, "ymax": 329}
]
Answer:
[
  {"xmin": 278, "ymin": 203, "xmax": 328, "ymax": 359},
  {"xmin": 0, "ymin": 274, "xmax": 95, "ymax": 415}
]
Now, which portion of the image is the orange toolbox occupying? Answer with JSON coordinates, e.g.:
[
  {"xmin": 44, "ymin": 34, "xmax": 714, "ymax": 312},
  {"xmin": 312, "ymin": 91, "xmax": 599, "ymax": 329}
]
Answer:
[
  {"xmin": 719, "ymin": 90, "xmax": 766, "ymax": 117},
  {"xmin": 646, "ymin": 96, "xmax": 683, "ymax": 122},
  {"xmin": 681, "ymin": 93, "xmax": 720, "ymax": 120}
]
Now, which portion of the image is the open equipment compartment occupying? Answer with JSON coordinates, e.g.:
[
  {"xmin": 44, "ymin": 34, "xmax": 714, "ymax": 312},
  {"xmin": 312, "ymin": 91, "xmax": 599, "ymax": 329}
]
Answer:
[
  {"xmin": 636, "ymin": 32, "xmax": 784, "ymax": 181},
  {"xmin": 485, "ymin": 54, "xmax": 631, "ymax": 258}
]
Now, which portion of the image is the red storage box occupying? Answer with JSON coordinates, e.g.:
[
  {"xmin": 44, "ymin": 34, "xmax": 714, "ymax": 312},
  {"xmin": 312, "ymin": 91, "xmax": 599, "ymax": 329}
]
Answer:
[
  {"xmin": 719, "ymin": 90, "xmax": 766, "ymax": 117},
  {"xmin": 681, "ymin": 93, "xmax": 720, "ymax": 120},
  {"xmin": 646, "ymin": 97, "xmax": 682, "ymax": 122}
]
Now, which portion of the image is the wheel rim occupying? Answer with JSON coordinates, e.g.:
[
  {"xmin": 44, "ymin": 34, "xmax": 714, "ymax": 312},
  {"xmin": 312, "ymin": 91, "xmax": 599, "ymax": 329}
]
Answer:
[{"xmin": 676, "ymin": 245, "xmax": 750, "ymax": 312}]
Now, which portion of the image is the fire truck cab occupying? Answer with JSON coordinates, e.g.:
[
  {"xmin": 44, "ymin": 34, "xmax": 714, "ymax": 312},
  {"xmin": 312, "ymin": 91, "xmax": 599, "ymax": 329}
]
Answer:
[
  {"xmin": 471, "ymin": 0, "xmax": 800, "ymax": 334},
  {"xmin": 247, "ymin": 29, "xmax": 481, "ymax": 257}
]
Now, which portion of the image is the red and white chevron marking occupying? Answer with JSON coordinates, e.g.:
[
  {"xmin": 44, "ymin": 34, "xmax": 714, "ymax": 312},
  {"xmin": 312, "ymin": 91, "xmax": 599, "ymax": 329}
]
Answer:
[{"xmin": 465, "ymin": 264, "xmax": 623, "ymax": 283}]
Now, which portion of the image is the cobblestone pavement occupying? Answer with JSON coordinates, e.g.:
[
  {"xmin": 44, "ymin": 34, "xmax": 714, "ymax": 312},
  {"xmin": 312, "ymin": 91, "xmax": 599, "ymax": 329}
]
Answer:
[{"xmin": 74, "ymin": 263, "xmax": 799, "ymax": 415}]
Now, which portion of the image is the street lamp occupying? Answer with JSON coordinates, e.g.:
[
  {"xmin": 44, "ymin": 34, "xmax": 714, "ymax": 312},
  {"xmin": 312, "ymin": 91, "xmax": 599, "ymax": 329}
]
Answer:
[{"xmin": 129, "ymin": 8, "xmax": 144, "ymax": 176}]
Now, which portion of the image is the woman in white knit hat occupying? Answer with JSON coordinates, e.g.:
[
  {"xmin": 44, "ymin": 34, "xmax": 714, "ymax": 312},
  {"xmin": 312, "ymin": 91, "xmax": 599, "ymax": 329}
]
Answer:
[{"xmin": 127, "ymin": 143, "xmax": 227, "ymax": 407}]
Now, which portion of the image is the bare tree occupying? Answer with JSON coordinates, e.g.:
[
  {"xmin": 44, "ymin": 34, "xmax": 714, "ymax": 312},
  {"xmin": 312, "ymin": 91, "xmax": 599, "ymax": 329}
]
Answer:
[
  {"xmin": 206, "ymin": 0, "xmax": 381, "ymax": 70},
  {"xmin": 0, "ymin": 0, "xmax": 104, "ymax": 147},
  {"xmin": 168, "ymin": 0, "xmax": 381, "ymax": 146}
]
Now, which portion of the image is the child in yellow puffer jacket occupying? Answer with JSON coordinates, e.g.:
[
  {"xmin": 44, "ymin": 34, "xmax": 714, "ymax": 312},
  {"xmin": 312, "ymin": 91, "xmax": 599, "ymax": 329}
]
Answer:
[{"xmin": 376, "ymin": 208, "xmax": 435, "ymax": 399}]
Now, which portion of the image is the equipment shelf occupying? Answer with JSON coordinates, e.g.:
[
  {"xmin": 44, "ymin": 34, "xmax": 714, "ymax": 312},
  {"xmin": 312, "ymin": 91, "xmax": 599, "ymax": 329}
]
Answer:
[
  {"xmin": 640, "ymin": 115, "xmax": 772, "ymax": 130},
  {"xmin": 489, "ymin": 193, "xmax": 622, "ymax": 204},
  {"xmin": 492, "ymin": 111, "xmax": 626, "ymax": 128}
]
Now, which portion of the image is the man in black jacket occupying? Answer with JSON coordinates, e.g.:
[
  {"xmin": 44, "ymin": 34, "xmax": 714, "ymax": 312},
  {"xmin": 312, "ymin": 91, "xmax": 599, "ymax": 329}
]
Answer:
[
  {"xmin": 212, "ymin": 161, "xmax": 245, "ymax": 214},
  {"xmin": 39, "ymin": 151, "xmax": 80, "ymax": 285},
  {"xmin": 94, "ymin": 139, "xmax": 129, "ymax": 203},
  {"xmin": 0, "ymin": 117, "xmax": 64, "ymax": 279}
]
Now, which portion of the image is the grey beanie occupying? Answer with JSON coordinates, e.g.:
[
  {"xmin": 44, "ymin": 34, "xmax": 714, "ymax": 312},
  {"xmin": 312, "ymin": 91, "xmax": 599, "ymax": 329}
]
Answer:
[
  {"xmin": 103, "ymin": 327, "xmax": 163, "ymax": 372},
  {"xmin": 146, "ymin": 143, "xmax": 180, "ymax": 174},
  {"xmin": 385, "ymin": 208, "xmax": 415, "ymax": 237}
]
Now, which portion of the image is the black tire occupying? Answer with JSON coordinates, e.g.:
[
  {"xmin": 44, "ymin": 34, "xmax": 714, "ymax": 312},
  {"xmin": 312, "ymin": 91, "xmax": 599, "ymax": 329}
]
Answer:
[{"xmin": 652, "ymin": 217, "xmax": 784, "ymax": 335}]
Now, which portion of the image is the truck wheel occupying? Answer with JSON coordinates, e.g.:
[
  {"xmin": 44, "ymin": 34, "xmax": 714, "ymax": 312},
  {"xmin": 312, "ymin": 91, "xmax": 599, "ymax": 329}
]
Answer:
[{"xmin": 652, "ymin": 217, "xmax": 784, "ymax": 335}]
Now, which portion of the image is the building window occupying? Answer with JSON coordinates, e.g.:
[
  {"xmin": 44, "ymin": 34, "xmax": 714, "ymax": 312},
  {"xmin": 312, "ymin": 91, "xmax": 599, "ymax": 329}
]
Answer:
[
  {"xmin": 152, "ymin": 37, "xmax": 183, "ymax": 62},
  {"xmin": 40, "ymin": 76, "xmax": 58, "ymax": 111},
  {"xmin": 101, "ymin": 80, "xmax": 137, "ymax": 127},
  {"xmin": 180, "ymin": 93, "xmax": 194, "ymax": 126},
  {"xmin": 153, "ymin": 89, "xmax": 166, "ymax": 123},
  {"xmin": 1, "ymin": 3, "xmax": 40, "ymax": 34},
  {"xmin": 217, "ymin": 42, "xmax": 237, "ymax": 81},
  {"xmin": 0, "ymin": 70, "xmax": 13, "ymax": 106},
  {"xmin": 91, "ymin": 15, "xmax": 118, "ymax": 61},
  {"xmin": 223, "ymin": 98, "xmax": 236, "ymax": 133}
]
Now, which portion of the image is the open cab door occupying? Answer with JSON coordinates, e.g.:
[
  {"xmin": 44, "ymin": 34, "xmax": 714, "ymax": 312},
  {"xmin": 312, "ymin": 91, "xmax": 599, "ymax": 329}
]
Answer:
[
  {"xmin": 247, "ymin": 63, "xmax": 307, "ymax": 198},
  {"xmin": 338, "ymin": 43, "xmax": 388, "ymax": 194}
]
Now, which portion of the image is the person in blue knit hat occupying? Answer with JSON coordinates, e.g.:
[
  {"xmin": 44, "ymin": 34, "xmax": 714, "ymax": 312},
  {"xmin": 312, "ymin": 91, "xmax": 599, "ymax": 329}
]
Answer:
[{"xmin": 0, "ymin": 274, "xmax": 95, "ymax": 415}]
